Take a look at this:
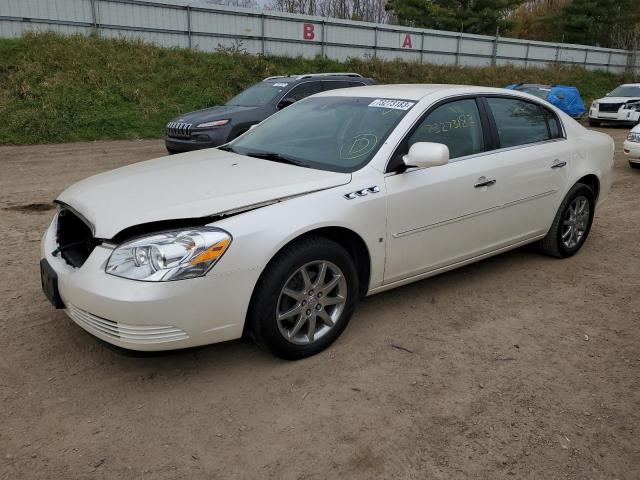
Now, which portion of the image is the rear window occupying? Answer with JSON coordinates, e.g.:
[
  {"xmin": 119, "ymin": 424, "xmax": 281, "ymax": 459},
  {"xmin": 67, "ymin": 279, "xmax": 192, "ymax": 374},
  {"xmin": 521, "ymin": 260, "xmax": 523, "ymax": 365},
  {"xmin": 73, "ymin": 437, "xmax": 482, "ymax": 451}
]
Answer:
[{"xmin": 517, "ymin": 86, "xmax": 550, "ymax": 101}]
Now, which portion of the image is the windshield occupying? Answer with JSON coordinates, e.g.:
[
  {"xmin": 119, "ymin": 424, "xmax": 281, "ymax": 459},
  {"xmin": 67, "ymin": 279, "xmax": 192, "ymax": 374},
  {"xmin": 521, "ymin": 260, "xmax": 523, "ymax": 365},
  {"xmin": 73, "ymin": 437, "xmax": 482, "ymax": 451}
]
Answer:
[
  {"xmin": 607, "ymin": 85, "xmax": 640, "ymax": 98},
  {"xmin": 518, "ymin": 86, "xmax": 550, "ymax": 100},
  {"xmin": 226, "ymin": 83, "xmax": 288, "ymax": 106},
  {"xmin": 227, "ymin": 97, "xmax": 415, "ymax": 172}
]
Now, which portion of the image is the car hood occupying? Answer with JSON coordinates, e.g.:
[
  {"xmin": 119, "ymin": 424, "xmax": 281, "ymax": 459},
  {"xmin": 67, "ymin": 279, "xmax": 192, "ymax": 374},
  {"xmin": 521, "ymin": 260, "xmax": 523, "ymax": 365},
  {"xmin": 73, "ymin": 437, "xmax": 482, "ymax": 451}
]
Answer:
[
  {"xmin": 173, "ymin": 105, "xmax": 262, "ymax": 124},
  {"xmin": 598, "ymin": 96, "xmax": 640, "ymax": 104},
  {"xmin": 57, "ymin": 149, "xmax": 351, "ymax": 239}
]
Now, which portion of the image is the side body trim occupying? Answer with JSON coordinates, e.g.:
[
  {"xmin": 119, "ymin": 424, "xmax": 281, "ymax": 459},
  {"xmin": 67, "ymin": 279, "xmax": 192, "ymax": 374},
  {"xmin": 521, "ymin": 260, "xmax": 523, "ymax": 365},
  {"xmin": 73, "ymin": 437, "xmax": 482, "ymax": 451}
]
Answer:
[{"xmin": 368, "ymin": 233, "xmax": 547, "ymax": 295}]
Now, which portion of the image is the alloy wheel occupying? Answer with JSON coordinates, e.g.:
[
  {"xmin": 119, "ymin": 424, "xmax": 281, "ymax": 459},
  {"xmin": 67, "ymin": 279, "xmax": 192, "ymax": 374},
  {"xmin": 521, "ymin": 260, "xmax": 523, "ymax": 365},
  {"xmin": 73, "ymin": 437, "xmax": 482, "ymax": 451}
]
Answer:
[
  {"xmin": 561, "ymin": 195, "xmax": 590, "ymax": 249},
  {"xmin": 276, "ymin": 260, "xmax": 347, "ymax": 345}
]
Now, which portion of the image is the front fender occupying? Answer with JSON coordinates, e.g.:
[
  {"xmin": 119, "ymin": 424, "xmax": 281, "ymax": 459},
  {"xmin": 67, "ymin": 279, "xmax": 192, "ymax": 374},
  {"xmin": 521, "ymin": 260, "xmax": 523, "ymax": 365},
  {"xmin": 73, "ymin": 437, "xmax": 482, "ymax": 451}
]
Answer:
[{"xmin": 210, "ymin": 168, "xmax": 387, "ymax": 293}]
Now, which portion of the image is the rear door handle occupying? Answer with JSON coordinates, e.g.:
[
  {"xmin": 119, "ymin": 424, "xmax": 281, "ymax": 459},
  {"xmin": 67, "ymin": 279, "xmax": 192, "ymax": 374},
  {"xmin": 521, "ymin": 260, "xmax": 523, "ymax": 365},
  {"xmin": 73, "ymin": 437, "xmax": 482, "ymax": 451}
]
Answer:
[
  {"xmin": 474, "ymin": 177, "xmax": 497, "ymax": 188},
  {"xmin": 551, "ymin": 160, "xmax": 567, "ymax": 169}
]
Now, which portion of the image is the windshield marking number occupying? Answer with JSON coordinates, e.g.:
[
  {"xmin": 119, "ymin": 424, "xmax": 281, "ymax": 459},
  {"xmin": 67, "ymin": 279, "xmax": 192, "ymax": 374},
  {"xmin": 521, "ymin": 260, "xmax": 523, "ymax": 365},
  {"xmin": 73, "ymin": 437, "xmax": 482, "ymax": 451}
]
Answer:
[{"xmin": 369, "ymin": 99, "xmax": 415, "ymax": 110}]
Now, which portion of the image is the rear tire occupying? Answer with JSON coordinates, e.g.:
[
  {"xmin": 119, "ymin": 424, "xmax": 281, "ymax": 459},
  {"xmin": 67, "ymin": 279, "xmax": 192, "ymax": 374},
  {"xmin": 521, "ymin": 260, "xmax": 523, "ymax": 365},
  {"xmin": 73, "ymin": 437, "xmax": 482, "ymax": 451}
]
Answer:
[
  {"xmin": 166, "ymin": 148, "xmax": 179, "ymax": 155},
  {"xmin": 588, "ymin": 119, "xmax": 601, "ymax": 127},
  {"xmin": 247, "ymin": 236, "xmax": 359, "ymax": 360},
  {"xmin": 538, "ymin": 183, "xmax": 595, "ymax": 258}
]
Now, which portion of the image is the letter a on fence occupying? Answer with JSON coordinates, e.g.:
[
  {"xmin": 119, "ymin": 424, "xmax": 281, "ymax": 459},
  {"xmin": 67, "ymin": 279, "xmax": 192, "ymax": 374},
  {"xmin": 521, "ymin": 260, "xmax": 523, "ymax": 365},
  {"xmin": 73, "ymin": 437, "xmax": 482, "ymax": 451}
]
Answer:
[
  {"xmin": 303, "ymin": 23, "xmax": 315, "ymax": 40},
  {"xmin": 402, "ymin": 34, "xmax": 412, "ymax": 48}
]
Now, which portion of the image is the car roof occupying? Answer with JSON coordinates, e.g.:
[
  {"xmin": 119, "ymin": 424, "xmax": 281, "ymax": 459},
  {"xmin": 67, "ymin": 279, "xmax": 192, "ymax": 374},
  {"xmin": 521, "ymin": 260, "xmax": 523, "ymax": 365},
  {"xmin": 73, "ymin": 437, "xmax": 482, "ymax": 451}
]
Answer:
[
  {"xmin": 314, "ymin": 84, "xmax": 521, "ymax": 101},
  {"xmin": 621, "ymin": 83, "xmax": 640, "ymax": 87}
]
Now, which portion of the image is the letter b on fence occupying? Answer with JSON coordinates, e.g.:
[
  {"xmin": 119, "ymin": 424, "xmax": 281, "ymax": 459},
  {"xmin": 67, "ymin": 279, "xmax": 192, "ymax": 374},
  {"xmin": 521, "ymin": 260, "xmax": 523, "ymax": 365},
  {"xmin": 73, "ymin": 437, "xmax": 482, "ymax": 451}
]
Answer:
[{"xmin": 302, "ymin": 23, "xmax": 315, "ymax": 40}]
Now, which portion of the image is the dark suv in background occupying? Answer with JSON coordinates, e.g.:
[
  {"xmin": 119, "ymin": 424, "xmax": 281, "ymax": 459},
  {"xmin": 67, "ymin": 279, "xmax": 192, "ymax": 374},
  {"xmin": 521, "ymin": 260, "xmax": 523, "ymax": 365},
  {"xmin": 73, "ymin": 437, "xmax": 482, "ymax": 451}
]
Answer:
[{"xmin": 165, "ymin": 72, "xmax": 375, "ymax": 153}]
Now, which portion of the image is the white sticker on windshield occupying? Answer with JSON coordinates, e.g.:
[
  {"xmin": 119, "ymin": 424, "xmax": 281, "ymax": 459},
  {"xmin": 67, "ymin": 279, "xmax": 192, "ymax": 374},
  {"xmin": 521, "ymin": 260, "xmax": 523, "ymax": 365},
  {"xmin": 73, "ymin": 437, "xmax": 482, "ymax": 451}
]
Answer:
[
  {"xmin": 272, "ymin": 83, "xmax": 289, "ymax": 87},
  {"xmin": 369, "ymin": 99, "xmax": 415, "ymax": 110}
]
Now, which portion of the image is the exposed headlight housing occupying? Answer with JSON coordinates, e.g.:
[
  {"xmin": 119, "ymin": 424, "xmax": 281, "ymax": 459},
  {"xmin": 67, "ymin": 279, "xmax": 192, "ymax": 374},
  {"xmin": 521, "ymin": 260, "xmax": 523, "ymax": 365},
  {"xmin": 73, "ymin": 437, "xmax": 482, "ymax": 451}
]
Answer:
[
  {"xmin": 627, "ymin": 132, "xmax": 640, "ymax": 143},
  {"xmin": 625, "ymin": 101, "xmax": 640, "ymax": 111},
  {"xmin": 197, "ymin": 119, "xmax": 230, "ymax": 128},
  {"xmin": 106, "ymin": 227, "xmax": 231, "ymax": 281}
]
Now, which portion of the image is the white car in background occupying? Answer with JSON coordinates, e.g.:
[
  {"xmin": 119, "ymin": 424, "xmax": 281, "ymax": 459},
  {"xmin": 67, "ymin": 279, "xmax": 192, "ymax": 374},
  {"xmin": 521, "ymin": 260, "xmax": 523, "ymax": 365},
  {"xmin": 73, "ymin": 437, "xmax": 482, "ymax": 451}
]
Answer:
[
  {"xmin": 41, "ymin": 85, "xmax": 614, "ymax": 359},
  {"xmin": 589, "ymin": 84, "xmax": 640, "ymax": 126},
  {"xmin": 623, "ymin": 124, "xmax": 640, "ymax": 169}
]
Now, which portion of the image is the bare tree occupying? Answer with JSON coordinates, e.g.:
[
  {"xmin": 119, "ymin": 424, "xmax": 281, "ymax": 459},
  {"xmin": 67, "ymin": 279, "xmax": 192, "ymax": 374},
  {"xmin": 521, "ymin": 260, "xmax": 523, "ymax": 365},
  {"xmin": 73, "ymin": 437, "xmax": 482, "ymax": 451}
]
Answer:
[
  {"xmin": 198, "ymin": 0, "xmax": 260, "ymax": 9},
  {"xmin": 268, "ymin": 0, "xmax": 392, "ymax": 23}
]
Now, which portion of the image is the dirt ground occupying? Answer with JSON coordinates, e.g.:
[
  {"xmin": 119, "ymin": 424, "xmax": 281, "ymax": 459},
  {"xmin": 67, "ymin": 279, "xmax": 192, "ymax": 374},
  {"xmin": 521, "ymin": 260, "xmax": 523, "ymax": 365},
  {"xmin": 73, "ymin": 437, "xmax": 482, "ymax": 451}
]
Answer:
[{"xmin": 0, "ymin": 129, "xmax": 638, "ymax": 480}]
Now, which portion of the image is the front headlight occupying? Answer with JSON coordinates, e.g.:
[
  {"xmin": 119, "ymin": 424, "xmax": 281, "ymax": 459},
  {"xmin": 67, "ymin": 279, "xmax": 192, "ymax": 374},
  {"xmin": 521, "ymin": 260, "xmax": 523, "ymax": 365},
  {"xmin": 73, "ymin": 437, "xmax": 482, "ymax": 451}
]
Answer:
[
  {"xmin": 591, "ymin": 101, "xmax": 599, "ymax": 109},
  {"xmin": 627, "ymin": 132, "xmax": 640, "ymax": 143},
  {"xmin": 197, "ymin": 119, "xmax": 230, "ymax": 128},
  {"xmin": 106, "ymin": 227, "xmax": 231, "ymax": 281}
]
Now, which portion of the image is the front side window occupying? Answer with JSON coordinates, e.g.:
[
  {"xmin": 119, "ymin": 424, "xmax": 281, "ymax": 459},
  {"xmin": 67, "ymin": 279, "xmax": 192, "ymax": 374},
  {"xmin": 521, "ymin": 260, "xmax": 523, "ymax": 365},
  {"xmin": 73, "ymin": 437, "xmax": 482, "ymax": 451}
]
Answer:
[
  {"xmin": 405, "ymin": 98, "xmax": 485, "ymax": 160},
  {"xmin": 487, "ymin": 97, "xmax": 554, "ymax": 148},
  {"xmin": 286, "ymin": 82, "xmax": 323, "ymax": 101},
  {"xmin": 228, "ymin": 97, "xmax": 415, "ymax": 172},
  {"xmin": 226, "ymin": 84, "xmax": 287, "ymax": 106}
]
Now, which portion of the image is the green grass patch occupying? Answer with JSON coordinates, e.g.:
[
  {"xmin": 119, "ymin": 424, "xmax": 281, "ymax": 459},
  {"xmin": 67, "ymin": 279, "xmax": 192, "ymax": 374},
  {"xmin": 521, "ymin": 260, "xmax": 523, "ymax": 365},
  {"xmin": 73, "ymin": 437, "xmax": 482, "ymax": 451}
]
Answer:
[{"xmin": 0, "ymin": 32, "xmax": 632, "ymax": 145}]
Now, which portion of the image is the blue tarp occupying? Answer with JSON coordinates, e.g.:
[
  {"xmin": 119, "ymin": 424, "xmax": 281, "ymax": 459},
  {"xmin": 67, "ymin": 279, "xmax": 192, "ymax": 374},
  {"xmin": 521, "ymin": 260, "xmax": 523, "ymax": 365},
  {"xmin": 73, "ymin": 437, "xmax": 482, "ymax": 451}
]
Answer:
[{"xmin": 505, "ymin": 84, "xmax": 586, "ymax": 118}]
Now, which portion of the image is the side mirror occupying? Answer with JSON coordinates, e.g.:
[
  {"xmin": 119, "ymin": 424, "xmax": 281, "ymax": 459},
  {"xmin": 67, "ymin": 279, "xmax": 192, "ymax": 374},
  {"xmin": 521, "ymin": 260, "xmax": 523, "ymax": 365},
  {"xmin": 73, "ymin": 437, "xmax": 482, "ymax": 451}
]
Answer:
[
  {"xmin": 277, "ymin": 97, "xmax": 296, "ymax": 109},
  {"xmin": 402, "ymin": 142, "xmax": 449, "ymax": 169}
]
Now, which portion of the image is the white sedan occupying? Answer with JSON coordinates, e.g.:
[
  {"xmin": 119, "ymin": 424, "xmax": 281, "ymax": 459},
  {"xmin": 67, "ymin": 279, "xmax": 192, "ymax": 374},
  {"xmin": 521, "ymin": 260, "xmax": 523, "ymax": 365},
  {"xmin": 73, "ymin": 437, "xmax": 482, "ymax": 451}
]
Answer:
[
  {"xmin": 623, "ymin": 124, "xmax": 640, "ymax": 169},
  {"xmin": 41, "ymin": 85, "xmax": 614, "ymax": 359}
]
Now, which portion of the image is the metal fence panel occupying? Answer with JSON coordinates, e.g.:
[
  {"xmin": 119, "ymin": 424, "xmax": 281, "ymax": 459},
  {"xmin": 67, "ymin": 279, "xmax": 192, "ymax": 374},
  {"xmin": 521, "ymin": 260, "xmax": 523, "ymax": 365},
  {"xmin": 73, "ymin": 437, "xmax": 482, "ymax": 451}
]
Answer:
[{"xmin": 0, "ymin": 0, "xmax": 637, "ymax": 74}]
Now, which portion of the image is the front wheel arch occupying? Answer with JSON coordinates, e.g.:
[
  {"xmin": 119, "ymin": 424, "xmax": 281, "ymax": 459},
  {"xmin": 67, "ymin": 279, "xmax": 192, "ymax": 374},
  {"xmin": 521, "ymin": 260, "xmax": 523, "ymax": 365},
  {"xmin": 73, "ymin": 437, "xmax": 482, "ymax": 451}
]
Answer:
[{"xmin": 243, "ymin": 227, "xmax": 372, "ymax": 333}]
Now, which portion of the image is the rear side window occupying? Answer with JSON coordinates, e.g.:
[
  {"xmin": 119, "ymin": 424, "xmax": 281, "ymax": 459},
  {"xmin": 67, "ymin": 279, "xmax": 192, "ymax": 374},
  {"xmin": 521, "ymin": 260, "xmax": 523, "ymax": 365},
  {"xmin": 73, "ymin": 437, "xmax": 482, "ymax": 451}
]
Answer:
[
  {"xmin": 546, "ymin": 113, "xmax": 562, "ymax": 139},
  {"xmin": 487, "ymin": 97, "xmax": 561, "ymax": 148},
  {"xmin": 322, "ymin": 81, "xmax": 364, "ymax": 91},
  {"xmin": 286, "ymin": 82, "xmax": 323, "ymax": 101}
]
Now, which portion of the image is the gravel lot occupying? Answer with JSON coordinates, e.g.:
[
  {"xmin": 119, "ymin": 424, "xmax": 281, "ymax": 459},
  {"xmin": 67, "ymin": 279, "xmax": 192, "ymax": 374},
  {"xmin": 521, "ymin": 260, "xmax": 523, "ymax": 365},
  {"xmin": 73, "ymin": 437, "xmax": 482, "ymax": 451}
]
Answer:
[{"xmin": 1, "ymin": 128, "xmax": 638, "ymax": 479}]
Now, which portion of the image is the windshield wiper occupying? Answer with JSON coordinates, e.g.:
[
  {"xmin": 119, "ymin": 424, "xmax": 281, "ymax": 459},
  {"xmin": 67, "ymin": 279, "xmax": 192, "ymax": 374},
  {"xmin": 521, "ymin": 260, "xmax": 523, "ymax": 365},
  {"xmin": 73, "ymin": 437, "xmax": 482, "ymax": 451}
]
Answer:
[
  {"xmin": 218, "ymin": 144, "xmax": 235, "ymax": 152},
  {"xmin": 244, "ymin": 151, "xmax": 308, "ymax": 167}
]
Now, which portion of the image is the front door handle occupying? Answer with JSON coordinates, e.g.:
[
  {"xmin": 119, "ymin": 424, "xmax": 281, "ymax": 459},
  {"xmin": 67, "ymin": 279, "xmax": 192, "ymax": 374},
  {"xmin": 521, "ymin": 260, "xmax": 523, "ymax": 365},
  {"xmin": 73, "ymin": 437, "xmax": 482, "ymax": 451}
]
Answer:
[
  {"xmin": 474, "ymin": 177, "xmax": 497, "ymax": 188},
  {"xmin": 551, "ymin": 160, "xmax": 567, "ymax": 169}
]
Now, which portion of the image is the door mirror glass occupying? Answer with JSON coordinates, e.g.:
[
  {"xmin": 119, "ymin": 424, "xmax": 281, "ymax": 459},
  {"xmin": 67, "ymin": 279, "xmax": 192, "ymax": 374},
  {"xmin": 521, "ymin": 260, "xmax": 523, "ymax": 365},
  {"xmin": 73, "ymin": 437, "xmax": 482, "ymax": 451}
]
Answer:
[
  {"xmin": 402, "ymin": 142, "xmax": 449, "ymax": 169},
  {"xmin": 277, "ymin": 97, "xmax": 296, "ymax": 109}
]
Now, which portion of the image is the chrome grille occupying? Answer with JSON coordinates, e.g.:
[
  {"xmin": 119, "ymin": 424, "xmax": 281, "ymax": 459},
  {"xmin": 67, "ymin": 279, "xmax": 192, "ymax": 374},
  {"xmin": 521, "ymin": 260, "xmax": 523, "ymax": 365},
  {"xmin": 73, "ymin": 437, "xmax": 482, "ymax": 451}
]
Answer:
[
  {"xmin": 166, "ymin": 121, "xmax": 193, "ymax": 139},
  {"xmin": 67, "ymin": 304, "xmax": 189, "ymax": 344},
  {"xmin": 598, "ymin": 103, "xmax": 623, "ymax": 113}
]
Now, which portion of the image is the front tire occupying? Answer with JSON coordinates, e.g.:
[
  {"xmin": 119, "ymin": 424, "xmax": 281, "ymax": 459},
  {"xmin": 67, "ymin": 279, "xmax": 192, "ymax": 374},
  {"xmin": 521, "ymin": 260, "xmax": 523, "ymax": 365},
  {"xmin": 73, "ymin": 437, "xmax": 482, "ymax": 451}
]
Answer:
[
  {"xmin": 630, "ymin": 162, "xmax": 640, "ymax": 170},
  {"xmin": 538, "ymin": 183, "xmax": 595, "ymax": 258},
  {"xmin": 588, "ymin": 119, "xmax": 601, "ymax": 127},
  {"xmin": 247, "ymin": 236, "xmax": 359, "ymax": 360}
]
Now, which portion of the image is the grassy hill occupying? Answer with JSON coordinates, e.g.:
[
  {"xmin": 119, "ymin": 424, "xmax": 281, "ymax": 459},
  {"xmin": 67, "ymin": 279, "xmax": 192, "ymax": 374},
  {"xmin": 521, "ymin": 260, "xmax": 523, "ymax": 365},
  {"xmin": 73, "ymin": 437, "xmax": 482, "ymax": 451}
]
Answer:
[{"xmin": 0, "ymin": 32, "xmax": 632, "ymax": 144}]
